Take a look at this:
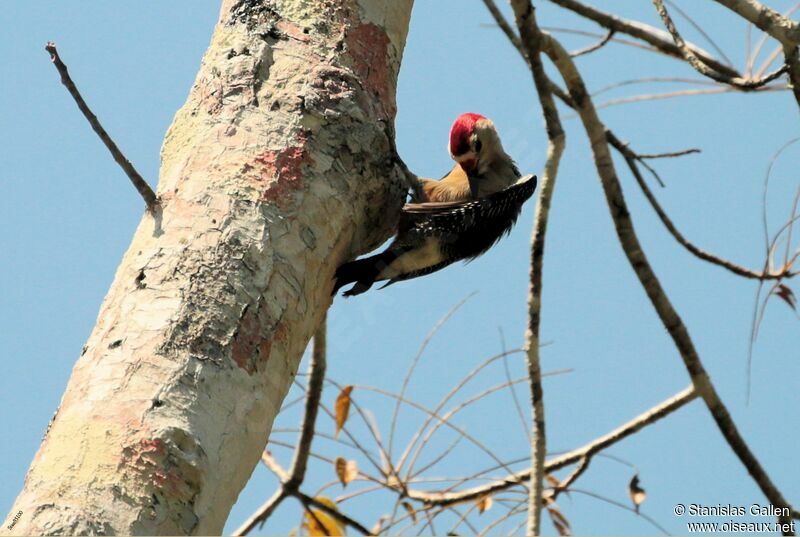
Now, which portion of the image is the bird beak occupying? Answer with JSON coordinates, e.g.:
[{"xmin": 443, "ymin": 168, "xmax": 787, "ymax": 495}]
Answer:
[
  {"xmin": 460, "ymin": 158, "xmax": 478, "ymax": 173},
  {"xmin": 468, "ymin": 175, "xmax": 480, "ymax": 199}
]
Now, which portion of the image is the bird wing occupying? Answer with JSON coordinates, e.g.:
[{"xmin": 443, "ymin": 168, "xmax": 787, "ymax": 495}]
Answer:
[{"xmin": 396, "ymin": 173, "xmax": 538, "ymax": 260}]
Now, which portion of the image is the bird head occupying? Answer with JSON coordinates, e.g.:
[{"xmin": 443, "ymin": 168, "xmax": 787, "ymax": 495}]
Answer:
[{"xmin": 448, "ymin": 112, "xmax": 502, "ymax": 174}]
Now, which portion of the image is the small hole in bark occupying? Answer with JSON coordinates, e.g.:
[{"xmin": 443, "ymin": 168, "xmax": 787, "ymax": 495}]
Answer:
[
  {"xmin": 81, "ymin": 345, "xmax": 89, "ymax": 356},
  {"xmin": 109, "ymin": 339, "xmax": 123, "ymax": 349},
  {"xmin": 212, "ymin": 219, "xmax": 217, "ymax": 224},
  {"xmin": 152, "ymin": 399, "xmax": 164, "ymax": 409},
  {"xmin": 302, "ymin": 27, "xmax": 310, "ymax": 34},
  {"xmin": 135, "ymin": 270, "xmax": 147, "ymax": 289}
]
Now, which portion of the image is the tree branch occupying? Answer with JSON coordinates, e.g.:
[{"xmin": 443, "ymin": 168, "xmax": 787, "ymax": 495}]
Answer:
[
  {"xmin": 537, "ymin": 30, "xmax": 797, "ymax": 534},
  {"xmin": 651, "ymin": 0, "xmax": 788, "ymax": 89},
  {"xmin": 605, "ymin": 130, "xmax": 796, "ymax": 282},
  {"xmin": 400, "ymin": 385, "xmax": 698, "ymax": 507},
  {"xmin": 547, "ymin": 0, "xmax": 741, "ymax": 77},
  {"xmin": 509, "ymin": 0, "xmax": 566, "ymax": 532},
  {"xmin": 709, "ymin": 0, "xmax": 800, "ymax": 46},
  {"xmin": 44, "ymin": 42, "xmax": 158, "ymax": 212}
]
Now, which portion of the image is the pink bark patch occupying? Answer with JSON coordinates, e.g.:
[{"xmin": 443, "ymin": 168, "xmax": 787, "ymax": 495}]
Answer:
[
  {"xmin": 276, "ymin": 20, "xmax": 311, "ymax": 42},
  {"xmin": 120, "ymin": 438, "xmax": 197, "ymax": 501},
  {"xmin": 346, "ymin": 23, "xmax": 394, "ymax": 119},
  {"xmin": 254, "ymin": 145, "xmax": 313, "ymax": 208}
]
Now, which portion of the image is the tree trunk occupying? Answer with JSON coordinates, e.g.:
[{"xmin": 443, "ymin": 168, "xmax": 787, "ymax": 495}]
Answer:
[{"xmin": 5, "ymin": 0, "xmax": 413, "ymax": 534}]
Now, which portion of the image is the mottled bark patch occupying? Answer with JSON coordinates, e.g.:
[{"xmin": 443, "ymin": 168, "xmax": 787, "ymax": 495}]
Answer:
[
  {"xmin": 254, "ymin": 143, "xmax": 314, "ymax": 208},
  {"xmin": 231, "ymin": 303, "xmax": 272, "ymax": 375},
  {"xmin": 346, "ymin": 23, "xmax": 393, "ymax": 119},
  {"xmin": 120, "ymin": 432, "xmax": 204, "ymax": 534}
]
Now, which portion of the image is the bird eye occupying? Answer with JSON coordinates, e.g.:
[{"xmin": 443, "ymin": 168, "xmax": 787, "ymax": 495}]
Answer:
[{"xmin": 474, "ymin": 139, "xmax": 483, "ymax": 153}]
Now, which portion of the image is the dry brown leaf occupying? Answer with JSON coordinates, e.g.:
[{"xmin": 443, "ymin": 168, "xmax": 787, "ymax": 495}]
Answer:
[
  {"xmin": 334, "ymin": 457, "xmax": 358, "ymax": 487},
  {"xmin": 629, "ymin": 474, "xmax": 647, "ymax": 513},
  {"xmin": 334, "ymin": 386, "xmax": 354, "ymax": 439},
  {"xmin": 302, "ymin": 497, "xmax": 345, "ymax": 536},
  {"xmin": 401, "ymin": 501, "xmax": 417, "ymax": 524},
  {"xmin": 547, "ymin": 504, "xmax": 572, "ymax": 536},
  {"xmin": 476, "ymin": 495, "xmax": 493, "ymax": 514},
  {"xmin": 776, "ymin": 284, "xmax": 797, "ymax": 311}
]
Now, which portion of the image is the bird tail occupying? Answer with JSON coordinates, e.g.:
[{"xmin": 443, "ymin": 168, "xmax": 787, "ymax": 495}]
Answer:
[{"xmin": 333, "ymin": 251, "xmax": 398, "ymax": 297}]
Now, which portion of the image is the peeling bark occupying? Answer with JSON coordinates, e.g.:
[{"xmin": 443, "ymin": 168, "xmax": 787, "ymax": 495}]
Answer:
[{"xmin": 4, "ymin": 0, "xmax": 414, "ymax": 534}]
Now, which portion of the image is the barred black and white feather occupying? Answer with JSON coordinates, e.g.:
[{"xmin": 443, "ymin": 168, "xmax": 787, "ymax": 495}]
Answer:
[{"xmin": 334, "ymin": 175, "xmax": 537, "ymax": 297}]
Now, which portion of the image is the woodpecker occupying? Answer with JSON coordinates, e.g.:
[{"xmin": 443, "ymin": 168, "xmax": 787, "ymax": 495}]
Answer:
[
  {"xmin": 419, "ymin": 112, "xmax": 521, "ymax": 202},
  {"xmin": 334, "ymin": 113, "xmax": 537, "ymax": 297}
]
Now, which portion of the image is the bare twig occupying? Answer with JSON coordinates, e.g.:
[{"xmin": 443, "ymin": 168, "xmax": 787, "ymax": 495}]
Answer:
[
  {"xmin": 400, "ymin": 386, "xmax": 698, "ymax": 506},
  {"xmin": 44, "ymin": 42, "xmax": 158, "ymax": 212},
  {"xmin": 481, "ymin": 0, "xmax": 524, "ymax": 54},
  {"xmin": 498, "ymin": 328, "xmax": 531, "ymax": 442},
  {"xmin": 571, "ymin": 29, "xmax": 615, "ymax": 58},
  {"xmin": 571, "ymin": 488, "xmax": 670, "ymax": 535},
  {"xmin": 665, "ymin": 0, "xmax": 734, "ymax": 66},
  {"xmin": 652, "ymin": 0, "xmax": 789, "ymax": 89},
  {"xmin": 537, "ymin": 30, "xmax": 797, "ymax": 533},
  {"xmin": 606, "ymin": 130, "xmax": 795, "ymax": 282},
  {"xmin": 508, "ymin": 1, "xmax": 567, "ymax": 532},
  {"xmin": 709, "ymin": 0, "xmax": 800, "ymax": 47},
  {"xmin": 549, "ymin": 456, "xmax": 590, "ymax": 501},
  {"xmin": 594, "ymin": 85, "xmax": 785, "ymax": 111},
  {"xmin": 547, "ymin": 0, "xmax": 741, "ymax": 77},
  {"xmin": 388, "ymin": 294, "xmax": 475, "ymax": 461}
]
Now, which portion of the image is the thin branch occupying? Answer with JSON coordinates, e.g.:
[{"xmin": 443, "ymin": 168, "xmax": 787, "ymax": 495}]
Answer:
[
  {"xmin": 44, "ymin": 42, "xmax": 158, "ymax": 212},
  {"xmin": 709, "ymin": 0, "xmax": 800, "ymax": 47},
  {"xmin": 651, "ymin": 0, "xmax": 789, "ymax": 89},
  {"xmin": 752, "ymin": 3, "xmax": 800, "ymax": 76},
  {"xmin": 509, "ymin": 1, "xmax": 566, "ymax": 532},
  {"xmin": 401, "ymin": 386, "xmax": 698, "ymax": 506},
  {"xmin": 665, "ymin": 0, "xmax": 734, "ymax": 66},
  {"xmin": 593, "ymin": 76, "xmax": 722, "ymax": 97},
  {"xmin": 571, "ymin": 488, "xmax": 670, "ymax": 535},
  {"xmin": 537, "ymin": 30, "xmax": 797, "ymax": 533},
  {"xmin": 498, "ymin": 327, "xmax": 531, "ymax": 443},
  {"xmin": 285, "ymin": 315, "xmax": 327, "ymax": 490},
  {"xmin": 637, "ymin": 148, "xmax": 701, "ymax": 159},
  {"xmin": 481, "ymin": 0, "xmax": 524, "ymax": 54},
  {"xmin": 547, "ymin": 0, "xmax": 741, "ymax": 77},
  {"xmin": 388, "ymin": 293, "xmax": 475, "ymax": 461},
  {"xmin": 606, "ymin": 130, "xmax": 795, "ymax": 281},
  {"xmin": 550, "ymin": 456, "xmax": 590, "ymax": 501},
  {"xmin": 571, "ymin": 29, "xmax": 615, "ymax": 58},
  {"xmin": 233, "ymin": 489, "xmax": 286, "ymax": 535},
  {"xmin": 594, "ymin": 84, "xmax": 785, "ymax": 111}
]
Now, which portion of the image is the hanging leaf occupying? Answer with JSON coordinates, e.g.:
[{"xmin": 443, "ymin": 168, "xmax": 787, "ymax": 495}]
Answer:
[
  {"xmin": 476, "ymin": 495, "xmax": 493, "ymax": 514},
  {"xmin": 334, "ymin": 457, "xmax": 358, "ymax": 487},
  {"xmin": 629, "ymin": 474, "xmax": 647, "ymax": 513},
  {"xmin": 302, "ymin": 497, "xmax": 346, "ymax": 536},
  {"xmin": 401, "ymin": 501, "xmax": 418, "ymax": 524},
  {"xmin": 547, "ymin": 504, "xmax": 572, "ymax": 536},
  {"xmin": 775, "ymin": 284, "xmax": 797, "ymax": 311},
  {"xmin": 334, "ymin": 386, "xmax": 354, "ymax": 439}
]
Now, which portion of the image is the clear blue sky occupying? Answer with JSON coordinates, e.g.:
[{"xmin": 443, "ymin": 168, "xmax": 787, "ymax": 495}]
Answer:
[{"xmin": 2, "ymin": 1, "xmax": 798, "ymax": 535}]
